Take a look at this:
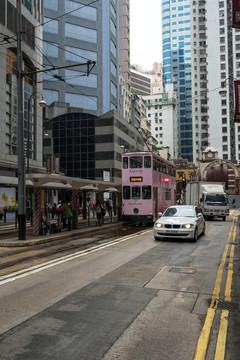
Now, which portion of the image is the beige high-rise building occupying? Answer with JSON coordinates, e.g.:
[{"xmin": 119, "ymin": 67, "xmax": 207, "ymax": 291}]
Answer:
[{"xmin": 119, "ymin": 0, "xmax": 131, "ymax": 122}]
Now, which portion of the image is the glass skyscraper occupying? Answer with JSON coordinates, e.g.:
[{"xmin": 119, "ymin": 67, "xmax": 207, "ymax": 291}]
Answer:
[
  {"xmin": 43, "ymin": 0, "xmax": 119, "ymax": 117},
  {"xmin": 162, "ymin": 0, "xmax": 193, "ymax": 161}
]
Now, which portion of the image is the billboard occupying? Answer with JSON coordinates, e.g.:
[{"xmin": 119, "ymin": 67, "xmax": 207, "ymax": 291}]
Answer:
[{"xmin": 0, "ymin": 187, "xmax": 17, "ymax": 220}]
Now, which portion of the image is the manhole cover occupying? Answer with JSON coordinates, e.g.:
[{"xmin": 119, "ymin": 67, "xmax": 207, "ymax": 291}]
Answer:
[
  {"xmin": 214, "ymin": 300, "xmax": 239, "ymax": 312},
  {"xmin": 169, "ymin": 267, "xmax": 195, "ymax": 274}
]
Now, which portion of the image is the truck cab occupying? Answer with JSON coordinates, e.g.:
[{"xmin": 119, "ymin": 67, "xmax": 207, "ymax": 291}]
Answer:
[{"xmin": 200, "ymin": 188, "xmax": 229, "ymax": 221}]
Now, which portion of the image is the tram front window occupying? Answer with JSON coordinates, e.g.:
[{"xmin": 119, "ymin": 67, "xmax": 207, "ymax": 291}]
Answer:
[
  {"xmin": 144, "ymin": 156, "xmax": 151, "ymax": 168},
  {"xmin": 130, "ymin": 156, "xmax": 142, "ymax": 168},
  {"xmin": 123, "ymin": 186, "xmax": 130, "ymax": 199},
  {"xmin": 132, "ymin": 186, "xmax": 141, "ymax": 199},
  {"xmin": 123, "ymin": 157, "xmax": 128, "ymax": 169}
]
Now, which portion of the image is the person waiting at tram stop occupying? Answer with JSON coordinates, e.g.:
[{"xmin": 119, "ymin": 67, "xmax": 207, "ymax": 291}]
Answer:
[
  {"xmin": 101, "ymin": 201, "xmax": 106, "ymax": 224},
  {"xmin": 107, "ymin": 198, "xmax": 113, "ymax": 217},
  {"xmin": 58, "ymin": 199, "xmax": 73, "ymax": 231},
  {"xmin": 96, "ymin": 200, "xmax": 103, "ymax": 226}
]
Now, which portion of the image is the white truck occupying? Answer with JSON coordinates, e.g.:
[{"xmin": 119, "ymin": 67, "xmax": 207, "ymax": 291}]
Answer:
[{"xmin": 185, "ymin": 182, "xmax": 229, "ymax": 221}]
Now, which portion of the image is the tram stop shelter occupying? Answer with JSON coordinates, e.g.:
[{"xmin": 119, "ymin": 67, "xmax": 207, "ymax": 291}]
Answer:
[{"xmin": 24, "ymin": 173, "xmax": 121, "ymax": 236}]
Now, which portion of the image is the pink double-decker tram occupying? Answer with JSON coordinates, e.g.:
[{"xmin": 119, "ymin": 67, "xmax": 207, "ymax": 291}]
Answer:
[{"xmin": 122, "ymin": 151, "xmax": 176, "ymax": 225}]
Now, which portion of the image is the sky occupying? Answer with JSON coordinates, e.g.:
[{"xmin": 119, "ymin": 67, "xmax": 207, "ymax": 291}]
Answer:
[{"xmin": 130, "ymin": 0, "xmax": 162, "ymax": 71}]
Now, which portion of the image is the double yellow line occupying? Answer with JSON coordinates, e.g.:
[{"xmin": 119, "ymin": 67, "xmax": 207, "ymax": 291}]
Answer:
[{"xmin": 194, "ymin": 214, "xmax": 238, "ymax": 360}]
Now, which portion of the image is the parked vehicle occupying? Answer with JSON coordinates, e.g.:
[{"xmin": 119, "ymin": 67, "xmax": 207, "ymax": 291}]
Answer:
[
  {"xmin": 154, "ymin": 205, "xmax": 205, "ymax": 242},
  {"xmin": 185, "ymin": 182, "xmax": 229, "ymax": 221},
  {"xmin": 122, "ymin": 151, "xmax": 176, "ymax": 225}
]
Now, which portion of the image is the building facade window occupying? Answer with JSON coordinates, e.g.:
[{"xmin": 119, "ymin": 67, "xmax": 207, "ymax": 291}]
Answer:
[
  {"xmin": 44, "ymin": 17, "xmax": 58, "ymax": 34},
  {"xmin": 65, "ymin": 23, "xmax": 97, "ymax": 43},
  {"xmin": 65, "ymin": 0, "xmax": 97, "ymax": 21}
]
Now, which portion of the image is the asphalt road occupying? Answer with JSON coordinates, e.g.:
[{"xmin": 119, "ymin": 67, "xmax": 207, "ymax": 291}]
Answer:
[{"xmin": 0, "ymin": 212, "xmax": 239, "ymax": 360}]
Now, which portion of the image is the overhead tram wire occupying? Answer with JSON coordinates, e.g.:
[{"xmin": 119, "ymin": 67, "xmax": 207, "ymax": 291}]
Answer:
[
  {"xmin": 1, "ymin": 32, "xmax": 229, "ymax": 144},
  {"xmin": 1, "ymin": 31, "xmax": 97, "ymax": 71},
  {"xmin": 36, "ymin": 36, "xmax": 96, "ymax": 63},
  {"xmin": 20, "ymin": 0, "xmax": 100, "ymax": 38},
  {"xmin": 0, "ymin": 0, "xmax": 100, "ymax": 45},
  {"xmin": 0, "ymin": 34, "xmax": 57, "ymax": 76},
  {"xmin": 0, "ymin": 34, "xmax": 58, "ymax": 83}
]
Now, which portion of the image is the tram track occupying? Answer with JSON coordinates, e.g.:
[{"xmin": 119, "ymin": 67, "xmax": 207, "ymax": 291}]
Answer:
[{"xmin": 0, "ymin": 225, "xmax": 152, "ymax": 278}]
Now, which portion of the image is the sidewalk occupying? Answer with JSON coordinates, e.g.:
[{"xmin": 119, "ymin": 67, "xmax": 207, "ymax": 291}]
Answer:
[{"xmin": 0, "ymin": 214, "xmax": 122, "ymax": 248}]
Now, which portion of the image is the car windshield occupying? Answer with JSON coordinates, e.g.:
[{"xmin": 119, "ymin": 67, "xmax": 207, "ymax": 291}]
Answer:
[
  {"xmin": 205, "ymin": 194, "xmax": 228, "ymax": 206},
  {"xmin": 163, "ymin": 207, "xmax": 195, "ymax": 218}
]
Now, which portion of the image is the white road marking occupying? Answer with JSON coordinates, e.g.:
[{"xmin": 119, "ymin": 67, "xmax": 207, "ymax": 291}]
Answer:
[{"xmin": 0, "ymin": 229, "xmax": 153, "ymax": 286}]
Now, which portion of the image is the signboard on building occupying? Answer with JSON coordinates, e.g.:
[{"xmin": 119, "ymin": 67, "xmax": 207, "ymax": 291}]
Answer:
[
  {"xmin": 232, "ymin": 0, "xmax": 240, "ymax": 28},
  {"xmin": 234, "ymin": 80, "xmax": 240, "ymax": 122},
  {"xmin": 54, "ymin": 157, "xmax": 60, "ymax": 174},
  {"xmin": 103, "ymin": 170, "xmax": 110, "ymax": 182},
  {"xmin": 46, "ymin": 157, "xmax": 51, "ymax": 174}
]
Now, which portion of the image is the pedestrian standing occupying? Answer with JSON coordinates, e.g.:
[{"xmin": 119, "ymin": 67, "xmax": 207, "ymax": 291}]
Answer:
[
  {"xmin": 108, "ymin": 198, "xmax": 113, "ymax": 218},
  {"xmin": 96, "ymin": 200, "xmax": 102, "ymax": 226},
  {"xmin": 101, "ymin": 201, "xmax": 106, "ymax": 224},
  {"xmin": 58, "ymin": 200, "xmax": 73, "ymax": 231},
  {"xmin": 52, "ymin": 203, "xmax": 56, "ymax": 219}
]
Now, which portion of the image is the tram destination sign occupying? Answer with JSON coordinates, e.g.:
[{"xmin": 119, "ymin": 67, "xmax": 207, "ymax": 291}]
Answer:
[{"xmin": 130, "ymin": 177, "xmax": 143, "ymax": 182}]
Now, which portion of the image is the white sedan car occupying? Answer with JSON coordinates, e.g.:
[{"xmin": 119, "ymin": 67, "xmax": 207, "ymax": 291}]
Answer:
[{"xmin": 154, "ymin": 205, "xmax": 205, "ymax": 242}]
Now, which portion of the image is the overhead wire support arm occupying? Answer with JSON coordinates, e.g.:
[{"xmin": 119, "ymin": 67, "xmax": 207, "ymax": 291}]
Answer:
[{"xmin": 20, "ymin": 60, "xmax": 96, "ymax": 76}]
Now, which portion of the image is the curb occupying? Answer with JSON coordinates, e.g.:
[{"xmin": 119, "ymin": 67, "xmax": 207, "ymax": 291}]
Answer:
[{"xmin": 0, "ymin": 222, "xmax": 124, "ymax": 247}]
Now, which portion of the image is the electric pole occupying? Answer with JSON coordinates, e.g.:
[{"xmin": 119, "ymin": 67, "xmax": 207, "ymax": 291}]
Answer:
[{"xmin": 17, "ymin": 0, "xmax": 26, "ymax": 240}]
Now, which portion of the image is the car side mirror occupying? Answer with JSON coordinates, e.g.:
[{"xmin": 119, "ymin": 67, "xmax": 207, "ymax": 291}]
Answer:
[{"xmin": 158, "ymin": 212, "xmax": 163, "ymax": 218}]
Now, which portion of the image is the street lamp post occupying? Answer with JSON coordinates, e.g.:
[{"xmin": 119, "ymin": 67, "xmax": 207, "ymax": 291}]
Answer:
[
  {"xmin": 43, "ymin": 129, "xmax": 54, "ymax": 173},
  {"xmin": 27, "ymin": 94, "xmax": 47, "ymax": 173}
]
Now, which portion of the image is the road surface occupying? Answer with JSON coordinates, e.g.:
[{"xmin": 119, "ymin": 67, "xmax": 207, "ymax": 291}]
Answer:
[{"xmin": 0, "ymin": 211, "xmax": 239, "ymax": 359}]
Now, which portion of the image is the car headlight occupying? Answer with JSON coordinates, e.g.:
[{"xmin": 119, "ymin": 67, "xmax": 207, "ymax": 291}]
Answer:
[
  {"xmin": 182, "ymin": 224, "xmax": 194, "ymax": 229},
  {"xmin": 155, "ymin": 223, "xmax": 163, "ymax": 228}
]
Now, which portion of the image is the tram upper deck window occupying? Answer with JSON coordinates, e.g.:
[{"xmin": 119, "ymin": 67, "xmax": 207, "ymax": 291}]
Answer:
[
  {"xmin": 144, "ymin": 156, "xmax": 151, "ymax": 168},
  {"xmin": 130, "ymin": 156, "xmax": 142, "ymax": 168},
  {"xmin": 123, "ymin": 157, "xmax": 128, "ymax": 169},
  {"xmin": 123, "ymin": 186, "xmax": 130, "ymax": 199},
  {"xmin": 153, "ymin": 160, "xmax": 160, "ymax": 172}
]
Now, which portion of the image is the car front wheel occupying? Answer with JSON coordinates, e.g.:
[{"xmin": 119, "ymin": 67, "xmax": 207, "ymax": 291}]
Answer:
[{"xmin": 193, "ymin": 228, "xmax": 198, "ymax": 242}]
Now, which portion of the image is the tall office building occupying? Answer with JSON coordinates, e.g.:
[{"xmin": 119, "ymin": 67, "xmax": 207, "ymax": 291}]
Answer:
[
  {"xmin": 0, "ymin": 0, "xmax": 44, "ymax": 176},
  {"xmin": 191, "ymin": 0, "xmax": 240, "ymax": 164},
  {"xmin": 43, "ymin": 0, "xmax": 119, "ymax": 117},
  {"xmin": 119, "ymin": 0, "xmax": 131, "ymax": 122},
  {"xmin": 161, "ymin": 0, "xmax": 192, "ymax": 162}
]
